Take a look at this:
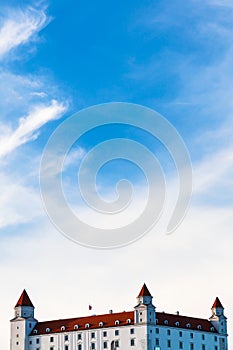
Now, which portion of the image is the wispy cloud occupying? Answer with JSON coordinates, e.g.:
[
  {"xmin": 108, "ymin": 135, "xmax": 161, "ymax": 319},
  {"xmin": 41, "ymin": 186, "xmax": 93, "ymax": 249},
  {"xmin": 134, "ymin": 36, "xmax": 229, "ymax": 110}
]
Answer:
[
  {"xmin": 0, "ymin": 6, "xmax": 50, "ymax": 59},
  {"xmin": 0, "ymin": 100, "xmax": 67, "ymax": 158}
]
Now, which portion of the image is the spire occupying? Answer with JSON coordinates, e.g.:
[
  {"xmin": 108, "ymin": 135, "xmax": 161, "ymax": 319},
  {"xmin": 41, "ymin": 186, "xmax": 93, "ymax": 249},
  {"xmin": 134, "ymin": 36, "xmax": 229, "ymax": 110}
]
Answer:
[
  {"xmin": 138, "ymin": 283, "xmax": 152, "ymax": 297},
  {"xmin": 212, "ymin": 297, "xmax": 224, "ymax": 309},
  {"xmin": 15, "ymin": 289, "xmax": 34, "ymax": 308}
]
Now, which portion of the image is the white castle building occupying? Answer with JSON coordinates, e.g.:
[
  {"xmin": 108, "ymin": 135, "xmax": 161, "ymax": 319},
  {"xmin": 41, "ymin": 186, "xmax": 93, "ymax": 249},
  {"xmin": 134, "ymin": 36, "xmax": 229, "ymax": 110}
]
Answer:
[{"xmin": 10, "ymin": 284, "xmax": 228, "ymax": 350}]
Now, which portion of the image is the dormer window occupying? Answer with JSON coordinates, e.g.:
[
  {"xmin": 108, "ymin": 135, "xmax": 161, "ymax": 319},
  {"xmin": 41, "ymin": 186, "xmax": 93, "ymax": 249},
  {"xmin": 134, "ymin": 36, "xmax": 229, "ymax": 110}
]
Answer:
[
  {"xmin": 74, "ymin": 325, "xmax": 79, "ymax": 330},
  {"xmin": 115, "ymin": 320, "xmax": 120, "ymax": 325},
  {"xmin": 127, "ymin": 319, "xmax": 131, "ymax": 324},
  {"xmin": 33, "ymin": 330, "xmax": 38, "ymax": 334},
  {"xmin": 164, "ymin": 320, "xmax": 168, "ymax": 325},
  {"xmin": 85, "ymin": 323, "xmax": 90, "ymax": 329},
  {"xmin": 210, "ymin": 327, "xmax": 215, "ymax": 331},
  {"xmin": 61, "ymin": 326, "xmax": 66, "ymax": 331},
  {"xmin": 175, "ymin": 322, "xmax": 179, "ymax": 327},
  {"xmin": 197, "ymin": 325, "xmax": 202, "ymax": 330},
  {"xmin": 99, "ymin": 322, "xmax": 104, "ymax": 327},
  {"xmin": 186, "ymin": 323, "xmax": 191, "ymax": 328},
  {"xmin": 46, "ymin": 328, "xmax": 50, "ymax": 333},
  {"xmin": 156, "ymin": 319, "xmax": 158, "ymax": 324}
]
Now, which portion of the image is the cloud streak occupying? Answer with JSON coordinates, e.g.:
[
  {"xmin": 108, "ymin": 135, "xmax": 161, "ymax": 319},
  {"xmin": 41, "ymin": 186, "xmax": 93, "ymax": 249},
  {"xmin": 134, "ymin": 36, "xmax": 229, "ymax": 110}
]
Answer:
[
  {"xmin": 0, "ymin": 6, "xmax": 49, "ymax": 59},
  {"xmin": 0, "ymin": 100, "xmax": 67, "ymax": 158}
]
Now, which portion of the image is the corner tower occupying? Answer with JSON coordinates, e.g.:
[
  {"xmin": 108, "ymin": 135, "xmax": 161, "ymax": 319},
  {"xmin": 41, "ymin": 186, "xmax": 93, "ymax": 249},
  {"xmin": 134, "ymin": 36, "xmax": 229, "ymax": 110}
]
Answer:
[
  {"xmin": 209, "ymin": 297, "xmax": 228, "ymax": 350},
  {"xmin": 10, "ymin": 290, "xmax": 37, "ymax": 350},
  {"xmin": 134, "ymin": 284, "xmax": 156, "ymax": 350}
]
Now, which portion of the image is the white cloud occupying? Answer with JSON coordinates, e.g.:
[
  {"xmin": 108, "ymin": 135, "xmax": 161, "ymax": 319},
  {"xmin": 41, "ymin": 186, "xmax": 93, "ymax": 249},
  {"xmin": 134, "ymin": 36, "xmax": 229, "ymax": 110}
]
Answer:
[
  {"xmin": 0, "ymin": 6, "xmax": 50, "ymax": 59},
  {"xmin": 0, "ymin": 100, "xmax": 67, "ymax": 158}
]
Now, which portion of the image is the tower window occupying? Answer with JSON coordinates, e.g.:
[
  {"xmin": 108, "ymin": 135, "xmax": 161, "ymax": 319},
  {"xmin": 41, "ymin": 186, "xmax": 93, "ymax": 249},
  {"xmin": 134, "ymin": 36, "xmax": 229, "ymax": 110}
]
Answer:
[
  {"xmin": 50, "ymin": 337, "xmax": 54, "ymax": 342},
  {"xmin": 202, "ymin": 345, "xmax": 205, "ymax": 350},
  {"xmin": 91, "ymin": 332, "xmax": 95, "ymax": 339},
  {"xmin": 179, "ymin": 341, "xmax": 183, "ymax": 349},
  {"xmin": 190, "ymin": 343, "xmax": 194, "ymax": 350},
  {"xmin": 167, "ymin": 340, "xmax": 171, "ymax": 348},
  {"xmin": 190, "ymin": 333, "xmax": 194, "ymax": 339},
  {"xmin": 202, "ymin": 334, "xmax": 205, "ymax": 340},
  {"xmin": 65, "ymin": 346, "xmax": 69, "ymax": 350},
  {"xmin": 115, "ymin": 340, "xmax": 119, "ymax": 347},
  {"xmin": 36, "ymin": 338, "xmax": 40, "ymax": 344},
  {"xmin": 103, "ymin": 342, "xmax": 108, "ymax": 349},
  {"xmin": 167, "ymin": 329, "xmax": 171, "ymax": 336},
  {"xmin": 156, "ymin": 338, "xmax": 159, "ymax": 346},
  {"xmin": 64, "ymin": 335, "xmax": 68, "ymax": 341},
  {"xmin": 115, "ymin": 330, "xmax": 119, "ymax": 336},
  {"xmin": 103, "ymin": 331, "xmax": 107, "ymax": 337},
  {"xmin": 130, "ymin": 328, "xmax": 134, "ymax": 334},
  {"xmin": 91, "ymin": 343, "xmax": 95, "ymax": 350},
  {"xmin": 78, "ymin": 333, "xmax": 82, "ymax": 340},
  {"xmin": 78, "ymin": 345, "xmax": 82, "ymax": 350},
  {"xmin": 179, "ymin": 331, "xmax": 182, "ymax": 337},
  {"xmin": 130, "ymin": 338, "xmax": 135, "ymax": 346},
  {"xmin": 156, "ymin": 328, "xmax": 159, "ymax": 334}
]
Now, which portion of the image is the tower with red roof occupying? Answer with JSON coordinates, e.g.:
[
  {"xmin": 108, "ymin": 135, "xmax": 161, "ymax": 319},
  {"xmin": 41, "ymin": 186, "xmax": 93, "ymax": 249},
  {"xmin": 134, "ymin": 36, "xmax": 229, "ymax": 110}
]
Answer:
[
  {"xmin": 209, "ymin": 296, "xmax": 227, "ymax": 349},
  {"xmin": 10, "ymin": 290, "xmax": 37, "ymax": 350},
  {"xmin": 134, "ymin": 284, "xmax": 156, "ymax": 349}
]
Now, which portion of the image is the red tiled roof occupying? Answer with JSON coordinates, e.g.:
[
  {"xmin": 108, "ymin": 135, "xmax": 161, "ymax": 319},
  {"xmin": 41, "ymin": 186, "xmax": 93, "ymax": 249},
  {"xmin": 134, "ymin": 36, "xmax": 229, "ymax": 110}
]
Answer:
[
  {"xmin": 31, "ymin": 310, "xmax": 217, "ymax": 336},
  {"xmin": 31, "ymin": 311, "xmax": 134, "ymax": 335},
  {"xmin": 138, "ymin": 283, "xmax": 152, "ymax": 297},
  {"xmin": 212, "ymin": 297, "xmax": 223, "ymax": 309},
  {"xmin": 156, "ymin": 312, "xmax": 217, "ymax": 333},
  {"xmin": 15, "ymin": 290, "xmax": 34, "ymax": 308}
]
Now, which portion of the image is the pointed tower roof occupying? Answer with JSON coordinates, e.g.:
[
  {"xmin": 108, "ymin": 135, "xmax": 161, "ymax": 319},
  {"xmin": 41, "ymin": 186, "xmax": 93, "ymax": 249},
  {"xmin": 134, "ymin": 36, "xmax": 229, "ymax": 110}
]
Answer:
[
  {"xmin": 15, "ymin": 289, "xmax": 34, "ymax": 308},
  {"xmin": 138, "ymin": 283, "xmax": 152, "ymax": 297},
  {"xmin": 212, "ymin": 297, "xmax": 224, "ymax": 309}
]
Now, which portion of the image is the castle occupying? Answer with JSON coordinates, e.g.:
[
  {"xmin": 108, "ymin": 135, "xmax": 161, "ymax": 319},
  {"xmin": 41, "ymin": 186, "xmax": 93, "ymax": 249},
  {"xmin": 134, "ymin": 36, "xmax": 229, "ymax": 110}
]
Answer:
[{"xmin": 10, "ymin": 284, "xmax": 228, "ymax": 350}]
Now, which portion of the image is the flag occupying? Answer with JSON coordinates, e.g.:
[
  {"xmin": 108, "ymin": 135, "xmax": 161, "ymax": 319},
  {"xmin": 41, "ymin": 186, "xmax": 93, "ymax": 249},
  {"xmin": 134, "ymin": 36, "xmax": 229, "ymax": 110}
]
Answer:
[{"xmin": 89, "ymin": 305, "xmax": 92, "ymax": 310}]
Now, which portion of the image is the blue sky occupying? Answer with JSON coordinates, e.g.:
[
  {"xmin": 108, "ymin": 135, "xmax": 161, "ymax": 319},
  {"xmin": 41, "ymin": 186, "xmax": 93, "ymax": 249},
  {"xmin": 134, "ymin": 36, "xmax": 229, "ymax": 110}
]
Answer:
[{"xmin": 0, "ymin": 0, "xmax": 233, "ymax": 348}]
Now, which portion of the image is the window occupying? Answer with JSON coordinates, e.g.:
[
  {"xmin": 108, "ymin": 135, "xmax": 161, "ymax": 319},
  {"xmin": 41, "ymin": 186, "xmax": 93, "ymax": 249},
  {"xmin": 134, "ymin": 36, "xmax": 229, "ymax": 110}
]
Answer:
[
  {"xmin": 64, "ymin": 335, "xmax": 68, "ymax": 341},
  {"xmin": 65, "ymin": 346, "xmax": 69, "ymax": 350},
  {"xmin": 29, "ymin": 323, "xmax": 32, "ymax": 328},
  {"xmin": 16, "ymin": 342, "xmax": 19, "ymax": 346},
  {"xmin": 215, "ymin": 336, "xmax": 218, "ymax": 342},
  {"xmin": 50, "ymin": 337, "xmax": 54, "ymax": 342},
  {"xmin": 16, "ymin": 334, "xmax": 19, "ymax": 338},
  {"xmin": 140, "ymin": 318, "xmax": 142, "ymax": 322},
  {"xmin": 103, "ymin": 342, "xmax": 108, "ymax": 349},
  {"xmin": 215, "ymin": 346, "xmax": 218, "ymax": 350},
  {"xmin": 167, "ymin": 339, "xmax": 171, "ymax": 348},
  {"xmin": 29, "ymin": 341, "xmax": 32, "ymax": 345},
  {"xmin": 202, "ymin": 345, "xmax": 205, "ymax": 350},
  {"xmin": 78, "ymin": 333, "xmax": 82, "ymax": 340},
  {"xmin": 115, "ymin": 340, "xmax": 119, "ymax": 347},
  {"xmin": 130, "ymin": 338, "xmax": 135, "ymax": 346},
  {"xmin": 167, "ymin": 329, "xmax": 171, "ymax": 336},
  {"xmin": 140, "ymin": 312, "xmax": 142, "ymax": 315},
  {"xmin": 179, "ymin": 331, "xmax": 183, "ymax": 337},
  {"xmin": 91, "ymin": 343, "xmax": 95, "ymax": 350},
  {"xmin": 190, "ymin": 333, "xmax": 194, "ymax": 339},
  {"xmin": 91, "ymin": 332, "xmax": 95, "ymax": 339},
  {"xmin": 156, "ymin": 338, "xmax": 159, "ymax": 346},
  {"xmin": 179, "ymin": 341, "xmax": 183, "ymax": 349},
  {"xmin": 202, "ymin": 334, "xmax": 205, "ymax": 340},
  {"xmin": 78, "ymin": 345, "xmax": 82, "ymax": 350},
  {"xmin": 190, "ymin": 343, "xmax": 194, "ymax": 350},
  {"xmin": 130, "ymin": 328, "xmax": 134, "ymax": 334},
  {"xmin": 103, "ymin": 331, "xmax": 107, "ymax": 337},
  {"xmin": 50, "ymin": 347, "xmax": 54, "ymax": 350},
  {"xmin": 36, "ymin": 338, "xmax": 40, "ymax": 344},
  {"xmin": 115, "ymin": 330, "xmax": 119, "ymax": 336},
  {"xmin": 156, "ymin": 328, "xmax": 159, "ymax": 334}
]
